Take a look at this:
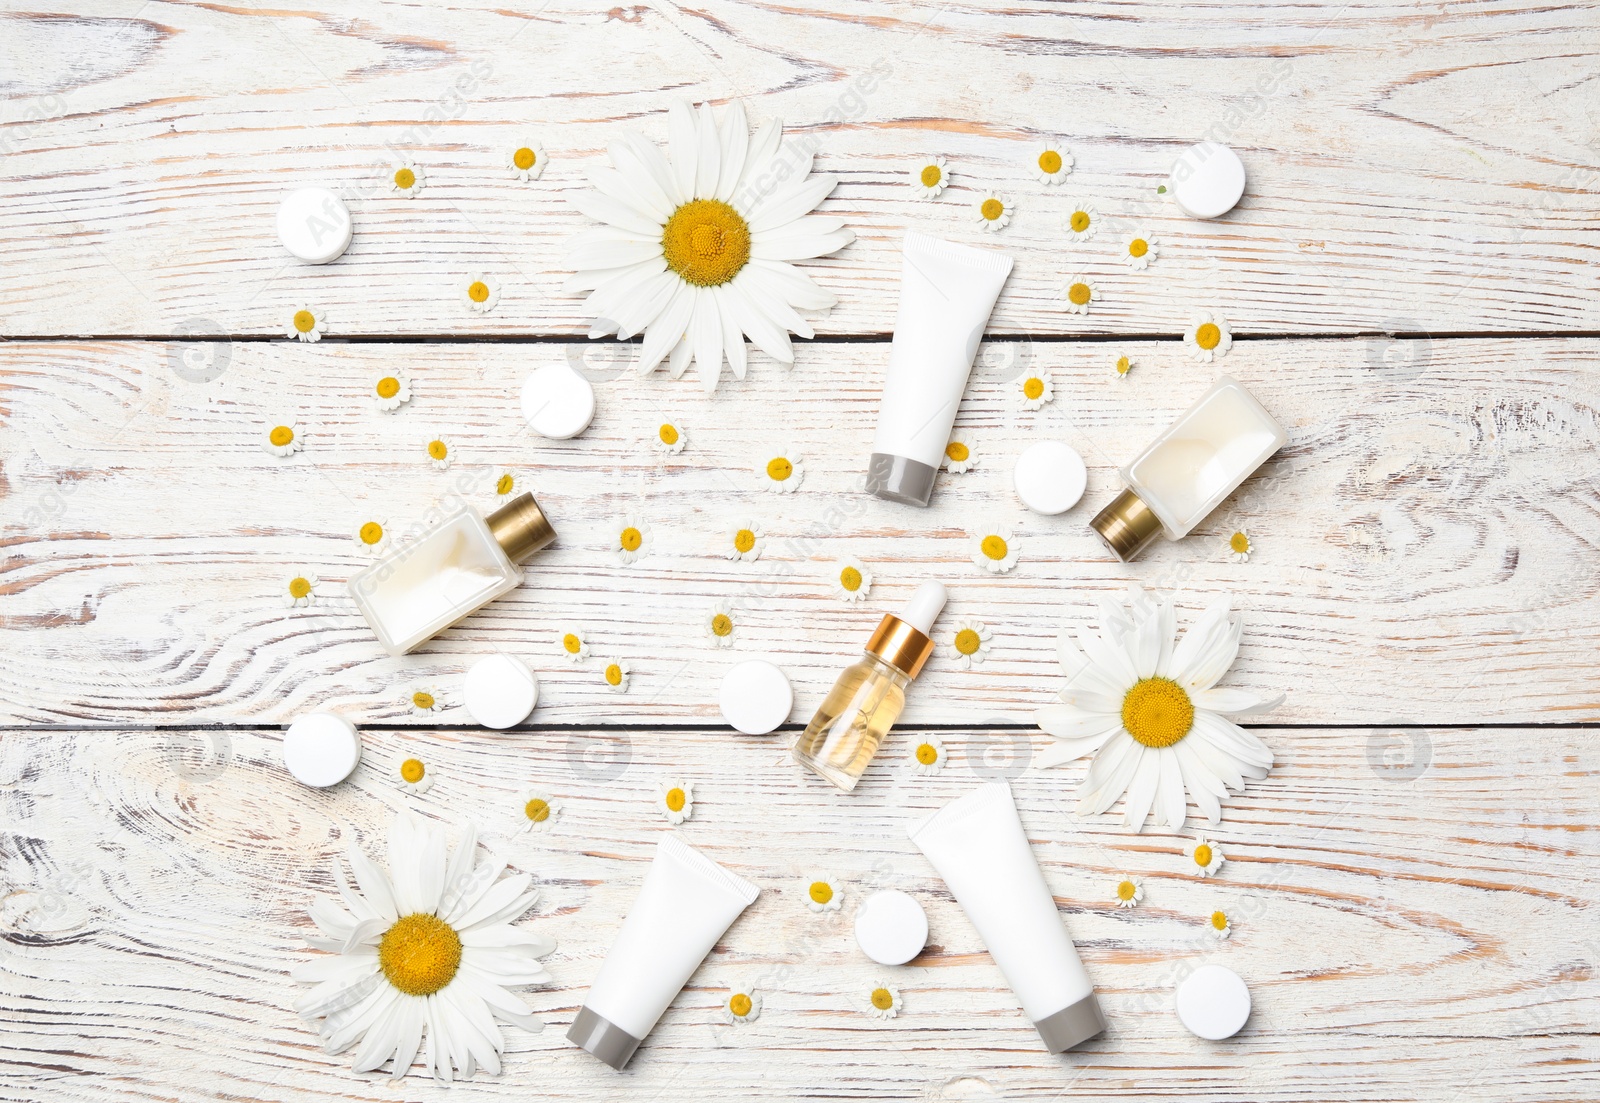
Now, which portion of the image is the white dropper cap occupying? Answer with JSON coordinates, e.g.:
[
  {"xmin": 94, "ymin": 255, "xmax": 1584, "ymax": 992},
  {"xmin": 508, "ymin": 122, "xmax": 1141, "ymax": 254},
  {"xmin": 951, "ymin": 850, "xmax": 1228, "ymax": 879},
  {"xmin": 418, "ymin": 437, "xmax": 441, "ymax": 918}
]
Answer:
[{"xmin": 897, "ymin": 581, "xmax": 947, "ymax": 635}]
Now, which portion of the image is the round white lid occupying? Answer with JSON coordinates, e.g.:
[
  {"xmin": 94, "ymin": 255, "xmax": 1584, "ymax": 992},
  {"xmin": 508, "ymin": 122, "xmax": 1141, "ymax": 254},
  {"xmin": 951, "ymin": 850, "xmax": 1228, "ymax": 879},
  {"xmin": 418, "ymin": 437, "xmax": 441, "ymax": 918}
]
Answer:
[
  {"xmin": 719, "ymin": 659, "xmax": 793, "ymax": 735},
  {"xmin": 521, "ymin": 363, "xmax": 596, "ymax": 439},
  {"xmin": 276, "ymin": 187, "xmax": 352, "ymax": 264},
  {"xmin": 1175, "ymin": 963, "xmax": 1252, "ymax": 1040},
  {"xmin": 1014, "ymin": 440, "xmax": 1087, "ymax": 515},
  {"xmin": 1170, "ymin": 142, "xmax": 1247, "ymax": 219},
  {"xmin": 854, "ymin": 890, "xmax": 929, "ymax": 966},
  {"xmin": 282, "ymin": 711, "xmax": 361, "ymax": 787},
  {"xmin": 463, "ymin": 654, "xmax": 539, "ymax": 729}
]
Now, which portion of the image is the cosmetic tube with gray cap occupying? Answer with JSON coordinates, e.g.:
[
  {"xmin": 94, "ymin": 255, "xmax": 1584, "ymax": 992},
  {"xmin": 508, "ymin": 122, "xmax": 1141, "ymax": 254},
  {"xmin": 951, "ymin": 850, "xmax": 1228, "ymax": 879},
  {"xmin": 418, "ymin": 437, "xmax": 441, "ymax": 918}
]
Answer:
[
  {"xmin": 907, "ymin": 781, "xmax": 1107, "ymax": 1052},
  {"xmin": 568, "ymin": 835, "xmax": 759, "ymax": 1069}
]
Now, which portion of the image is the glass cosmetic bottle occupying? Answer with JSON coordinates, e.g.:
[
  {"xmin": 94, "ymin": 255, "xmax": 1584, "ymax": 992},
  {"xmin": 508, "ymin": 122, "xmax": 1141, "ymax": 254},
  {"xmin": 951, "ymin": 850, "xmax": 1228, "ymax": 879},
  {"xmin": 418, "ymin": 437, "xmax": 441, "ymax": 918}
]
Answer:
[
  {"xmin": 1090, "ymin": 376, "xmax": 1285, "ymax": 561},
  {"xmin": 349, "ymin": 493, "xmax": 556, "ymax": 656},
  {"xmin": 792, "ymin": 581, "xmax": 946, "ymax": 792}
]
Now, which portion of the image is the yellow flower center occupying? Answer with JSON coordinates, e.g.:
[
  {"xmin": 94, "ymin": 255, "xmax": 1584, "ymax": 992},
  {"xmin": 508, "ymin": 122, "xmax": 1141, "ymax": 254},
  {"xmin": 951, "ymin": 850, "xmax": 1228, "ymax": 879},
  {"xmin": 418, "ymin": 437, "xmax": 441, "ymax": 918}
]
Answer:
[
  {"xmin": 1070, "ymin": 209, "xmax": 1091, "ymax": 232},
  {"xmin": 562, "ymin": 633, "xmax": 583, "ymax": 654},
  {"xmin": 412, "ymin": 691, "xmax": 435, "ymax": 711},
  {"xmin": 1129, "ymin": 237, "xmax": 1149, "ymax": 258},
  {"xmin": 809, "ymin": 881, "xmax": 834, "ymax": 904},
  {"xmin": 525, "ymin": 797, "xmax": 550, "ymax": 822},
  {"xmin": 1117, "ymin": 880, "xmax": 1137, "ymax": 901},
  {"xmin": 870, "ymin": 987, "xmax": 894, "ymax": 1010},
  {"xmin": 497, "ymin": 474, "xmax": 515, "ymax": 495},
  {"xmin": 467, "ymin": 281, "xmax": 490, "ymax": 303},
  {"xmin": 659, "ymin": 423, "xmax": 679, "ymax": 445},
  {"xmin": 665, "ymin": 787, "xmax": 687, "ymax": 812},
  {"xmin": 288, "ymin": 576, "xmax": 312, "ymax": 599},
  {"xmin": 359, "ymin": 522, "xmax": 384, "ymax": 545},
  {"xmin": 920, "ymin": 164, "xmax": 943, "ymax": 187},
  {"xmin": 729, "ymin": 992, "xmax": 753, "ymax": 1017},
  {"xmin": 953, "ymin": 628, "xmax": 982, "ymax": 656},
  {"xmin": 980, "ymin": 198, "xmax": 1005, "ymax": 221},
  {"xmin": 710, "ymin": 612, "xmax": 733, "ymax": 637},
  {"xmin": 915, "ymin": 742, "xmax": 939, "ymax": 765},
  {"xmin": 378, "ymin": 913, "xmax": 461, "ymax": 997},
  {"xmin": 1116, "ymin": 356, "xmax": 1132, "ymax": 375},
  {"xmin": 1212, "ymin": 910, "xmax": 1229, "ymax": 930},
  {"xmin": 766, "ymin": 457, "xmax": 793, "ymax": 482},
  {"xmin": 1067, "ymin": 282, "xmax": 1091, "ymax": 306},
  {"xmin": 1023, "ymin": 377, "xmax": 1046, "ymax": 399},
  {"xmin": 838, "ymin": 566, "xmax": 862, "ymax": 592},
  {"xmin": 1038, "ymin": 150, "xmax": 1063, "ymax": 174},
  {"xmin": 1121, "ymin": 676, "xmax": 1195, "ymax": 748},
  {"xmin": 945, "ymin": 440, "xmax": 969, "ymax": 463},
  {"xmin": 605, "ymin": 663, "xmax": 624, "ymax": 686},
  {"xmin": 1230, "ymin": 532, "xmax": 1251, "ymax": 553},
  {"xmin": 400, "ymin": 758, "xmax": 425, "ymax": 782},
  {"xmin": 375, "ymin": 376, "xmax": 401, "ymax": 399},
  {"xmin": 269, "ymin": 425, "xmax": 295, "ymax": 446},
  {"xmin": 292, "ymin": 310, "xmax": 316, "ymax": 333},
  {"xmin": 394, "ymin": 167, "xmax": 416, "ymax": 190},
  {"xmin": 734, "ymin": 528, "xmax": 757, "ymax": 554},
  {"xmin": 427, "ymin": 439, "xmax": 448, "ymax": 460},
  {"xmin": 661, "ymin": 198, "xmax": 751, "ymax": 287},
  {"xmin": 1193, "ymin": 843, "xmax": 1214, "ymax": 868},
  {"xmin": 980, "ymin": 534, "xmax": 1008, "ymax": 561},
  {"xmin": 1195, "ymin": 322, "xmax": 1222, "ymax": 350},
  {"xmin": 620, "ymin": 526, "xmax": 642, "ymax": 552},
  {"xmin": 513, "ymin": 147, "xmax": 537, "ymax": 170}
]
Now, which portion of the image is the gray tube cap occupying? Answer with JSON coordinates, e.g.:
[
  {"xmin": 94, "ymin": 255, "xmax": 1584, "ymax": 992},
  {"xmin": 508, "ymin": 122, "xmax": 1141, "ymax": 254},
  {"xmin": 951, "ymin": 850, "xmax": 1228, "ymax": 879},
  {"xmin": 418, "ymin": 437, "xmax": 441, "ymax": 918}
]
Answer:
[
  {"xmin": 867, "ymin": 452, "xmax": 938, "ymax": 507},
  {"xmin": 1033, "ymin": 991, "xmax": 1108, "ymax": 1052},
  {"xmin": 567, "ymin": 1005, "xmax": 642, "ymax": 1070}
]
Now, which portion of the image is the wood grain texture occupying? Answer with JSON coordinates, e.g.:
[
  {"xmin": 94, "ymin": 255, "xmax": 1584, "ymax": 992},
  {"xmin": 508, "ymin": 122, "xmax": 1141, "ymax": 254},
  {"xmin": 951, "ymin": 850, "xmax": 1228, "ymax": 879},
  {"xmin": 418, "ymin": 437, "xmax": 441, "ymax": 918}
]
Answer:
[
  {"xmin": 2, "ymin": 726, "xmax": 1597, "ymax": 1103},
  {"xmin": 2, "ymin": 0, "xmax": 1598, "ymax": 338}
]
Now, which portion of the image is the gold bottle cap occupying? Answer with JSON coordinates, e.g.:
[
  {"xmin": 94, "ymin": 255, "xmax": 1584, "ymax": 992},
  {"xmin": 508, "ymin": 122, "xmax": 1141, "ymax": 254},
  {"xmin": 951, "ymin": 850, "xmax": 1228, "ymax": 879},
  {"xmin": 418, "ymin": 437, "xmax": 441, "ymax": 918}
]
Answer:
[
  {"xmin": 1089, "ymin": 487, "xmax": 1163, "ymax": 562},
  {"xmin": 866, "ymin": 613, "xmax": 936, "ymax": 679},
  {"xmin": 487, "ymin": 492, "xmax": 557, "ymax": 564}
]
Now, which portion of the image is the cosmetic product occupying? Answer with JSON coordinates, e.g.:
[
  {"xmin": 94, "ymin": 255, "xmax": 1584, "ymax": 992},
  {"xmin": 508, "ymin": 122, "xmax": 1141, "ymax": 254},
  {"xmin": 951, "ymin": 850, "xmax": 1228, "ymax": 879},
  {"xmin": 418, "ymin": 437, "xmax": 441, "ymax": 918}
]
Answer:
[
  {"xmin": 348, "ymin": 493, "xmax": 556, "ymax": 656},
  {"xmin": 908, "ymin": 782, "xmax": 1107, "ymax": 1052},
  {"xmin": 522, "ymin": 362, "xmax": 596, "ymax": 439},
  {"xmin": 719, "ymin": 659, "xmax": 793, "ymax": 735},
  {"xmin": 854, "ymin": 890, "xmax": 928, "ymax": 966},
  {"xmin": 276, "ymin": 187, "xmax": 352, "ymax": 264},
  {"xmin": 791, "ymin": 581, "xmax": 947, "ymax": 792},
  {"xmin": 1090, "ymin": 375, "xmax": 1285, "ymax": 562},
  {"xmin": 463, "ymin": 654, "xmax": 539, "ymax": 729},
  {"xmin": 569, "ymin": 835, "xmax": 760, "ymax": 1070},
  {"xmin": 1014, "ymin": 440, "xmax": 1087, "ymax": 515},
  {"xmin": 282, "ymin": 711, "xmax": 361, "ymax": 787},
  {"xmin": 867, "ymin": 232, "xmax": 1014, "ymax": 506},
  {"xmin": 1176, "ymin": 964, "xmax": 1251, "ymax": 1040},
  {"xmin": 1169, "ymin": 142, "xmax": 1246, "ymax": 219}
]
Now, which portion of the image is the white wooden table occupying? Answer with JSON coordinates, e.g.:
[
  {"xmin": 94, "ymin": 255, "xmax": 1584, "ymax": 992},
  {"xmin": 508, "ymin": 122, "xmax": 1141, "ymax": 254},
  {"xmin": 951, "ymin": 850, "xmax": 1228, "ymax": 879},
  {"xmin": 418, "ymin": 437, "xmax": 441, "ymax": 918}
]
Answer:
[{"xmin": 3, "ymin": 2, "xmax": 1599, "ymax": 1100}]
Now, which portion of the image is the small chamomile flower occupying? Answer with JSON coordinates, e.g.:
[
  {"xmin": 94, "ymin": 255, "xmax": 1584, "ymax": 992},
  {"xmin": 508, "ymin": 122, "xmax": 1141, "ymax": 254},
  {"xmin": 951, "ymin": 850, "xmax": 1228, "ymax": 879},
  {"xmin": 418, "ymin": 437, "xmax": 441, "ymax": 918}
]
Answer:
[
  {"xmin": 1123, "ymin": 231, "xmax": 1159, "ymax": 270},
  {"xmin": 423, "ymin": 432, "xmax": 454, "ymax": 469},
  {"xmin": 942, "ymin": 433, "xmax": 975, "ymax": 474},
  {"xmin": 1018, "ymin": 370, "xmax": 1055, "ymax": 410},
  {"xmin": 461, "ymin": 275, "xmax": 501, "ymax": 314},
  {"xmin": 495, "ymin": 472, "xmax": 522, "ymax": 503},
  {"xmin": 1062, "ymin": 277, "xmax": 1095, "ymax": 315},
  {"xmin": 1184, "ymin": 312, "xmax": 1233, "ymax": 362},
  {"xmin": 976, "ymin": 193, "xmax": 1013, "ymax": 232},
  {"xmin": 658, "ymin": 779, "xmax": 694, "ymax": 825},
  {"xmin": 1065, "ymin": 198, "xmax": 1101, "ymax": 243},
  {"xmin": 865, "ymin": 982, "xmax": 902, "ymax": 1020},
  {"xmin": 1114, "ymin": 354, "xmax": 1135, "ymax": 380},
  {"xmin": 727, "ymin": 518, "xmax": 764, "ymax": 562},
  {"xmin": 970, "ymin": 522, "xmax": 1020, "ymax": 574},
  {"xmin": 760, "ymin": 448, "xmax": 803, "ymax": 492},
  {"xmin": 390, "ymin": 163, "xmax": 424, "ymax": 197},
  {"xmin": 558, "ymin": 627, "xmax": 589, "ymax": 663},
  {"xmin": 911, "ymin": 736, "xmax": 945, "ymax": 775},
  {"xmin": 805, "ymin": 875, "xmax": 842, "ymax": 913},
  {"xmin": 601, "ymin": 660, "xmax": 631, "ymax": 693},
  {"xmin": 1034, "ymin": 143, "xmax": 1073, "ymax": 184},
  {"xmin": 1113, "ymin": 877, "xmax": 1144, "ymax": 908},
  {"xmin": 408, "ymin": 687, "xmax": 443, "ymax": 717},
  {"xmin": 654, "ymin": 420, "xmax": 687, "ymax": 454},
  {"xmin": 946, "ymin": 620, "xmax": 992, "ymax": 669},
  {"xmin": 371, "ymin": 369, "xmax": 412, "ymax": 413},
  {"xmin": 617, "ymin": 513, "xmax": 653, "ymax": 565},
  {"xmin": 517, "ymin": 790, "xmax": 561, "ymax": 834},
  {"xmin": 263, "ymin": 418, "xmax": 303, "ymax": 458},
  {"xmin": 706, "ymin": 600, "xmax": 736, "ymax": 647},
  {"xmin": 723, "ymin": 982, "xmax": 761, "ymax": 1025},
  {"xmin": 1209, "ymin": 909, "xmax": 1232, "ymax": 940},
  {"xmin": 283, "ymin": 570, "xmax": 319, "ymax": 608},
  {"xmin": 395, "ymin": 756, "xmax": 434, "ymax": 795},
  {"xmin": 832, "ymin": 558, "xmax": 872, "ymax": 602},
  {"xmin": 287, "ymin": 307, "xmax": 325, "ymax": 343},
  {"xmin": 1229, "ymin": 529, "xmax": 1253, "ymax": 562},
  {"xmin": 508, "ymin": 143, "xmax": 546, "ymax": 182},
  {"xmin": 354, "ymin": 517, "xmax": 391, "ymax": 555},
  {"xmin": 911, "ymin": 156, "xmax": 949, "ymax": 198},
  {"xmin": 1186, "ymin": 836, "xmax": 1225, "ymax": 877}
]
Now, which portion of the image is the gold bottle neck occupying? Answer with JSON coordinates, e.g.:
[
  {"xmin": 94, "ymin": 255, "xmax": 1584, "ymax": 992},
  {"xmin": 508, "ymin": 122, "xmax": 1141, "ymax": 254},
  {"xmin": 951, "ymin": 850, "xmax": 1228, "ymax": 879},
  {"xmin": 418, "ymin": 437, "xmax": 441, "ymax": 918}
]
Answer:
[
  {"xmin": 1089, "ymin": 487, "xmax": 1163, "ymax": 562},
  {"xmin": 865, "ymin": 613, "xmax": 935, "ymax": 679},
  {"xmin": 486, "ymin": 493, "xmax": 557, "ymax": 563}
]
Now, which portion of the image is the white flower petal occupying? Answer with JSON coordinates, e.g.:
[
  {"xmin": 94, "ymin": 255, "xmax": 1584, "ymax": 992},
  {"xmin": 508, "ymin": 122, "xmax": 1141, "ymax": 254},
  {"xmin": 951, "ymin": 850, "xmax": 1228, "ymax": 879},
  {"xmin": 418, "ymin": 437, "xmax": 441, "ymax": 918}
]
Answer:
[
  {"xmin": 1035, "ymin": 702, "xmax": 1122, "ymax": 742},
  {"xmin": 1120, "ymin": 746, "xmax": 1161, "ymax": 829},
  {"xmin": 351, "ymin": 991, "xmax": 408, "ymax": 1073},
  {"xmin": 1077, "ymin": 731, "xmax": 1142, "ymax": 816},
  {"xmin": 636, "ymin": 284, "xmax": 693, "ymax": 375},
  {"xmin": 1169, "ymin": 597, "xmax": 1234, "ymax": 685},
  {"xmin": 570, "ymin": 233, "xmax": 663, "ymax": 271},
  {"xmin": 737, "ymin": 264, "xmax": 815, "ymax": 339},
  {"xmin": 1156, "ymin": 747, "xmax": 1187, "ymax": 829},
  {"xmin": 390, "ymin": 998, "xmax": 426, "ymax": 1081},
  {"xmin": 715, "ymin": 100, "xmax": 749, "ymax": 200},
  {"xmin": 346, "ymin": 847, "xmax": 399, "ymax": 923},
  {"xmin": 747, "ymin": 168, "xmax": 834, "ymax": 232},
  {"xmin": 717, "ymin": 287, "xmax": 748, "ymax": 379},
  {"xmin": 722, "ymin": 277, "xmax": 795, "ymax": 363},
  {"xmin": 690, "ymin": 284, "xmax": 725, "ymax": 394},
  {"xmin": 617, "ymin": 132, "xmax": 685, "ymax": 208},
  {"xmin": 1173, "ymin": 739, "xmax": 1228, "ymax": 823},
  {"xmin": 567, "ymin": 188, "xmax": 664, "ymax": 239},
  {"xmin": 1034, "ymin": 727, "xmax": 1118, "ymax": 769},
  {"xmin": 751, "ymin": 220, "xmax": 855, "ymax": 261},
  {"xmin": 1192, "ymin": 710, "xmax": 1275, "ymax": 770},
  {"xmin": 749, "ymin": 257, "xmax": 837, "ymax": 311},
  {"xmin": 668, "ymin": 333, "xmax": 693, "ymax": 379},
  {"xmin": 590, "ymin": 161, "xmax": 672, "ymax": 224},
  {"xmin": 736, "ymin": 117, "xmax": 784, "ymax": 200},
  {"xmin": 694, "ymin": 100, "xmax": 721, "ymax": 198},
  {"xmin": 668, "ymin": 100, "xmax": 699, "ymax": 200}
]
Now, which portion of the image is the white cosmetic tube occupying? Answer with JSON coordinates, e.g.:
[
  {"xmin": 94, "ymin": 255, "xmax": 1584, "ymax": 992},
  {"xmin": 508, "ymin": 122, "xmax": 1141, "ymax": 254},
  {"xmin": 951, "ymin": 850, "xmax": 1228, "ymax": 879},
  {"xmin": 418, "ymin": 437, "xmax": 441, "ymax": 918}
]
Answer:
[
  {"xmin": 867, "ymin": 232, "xmax": 1014, "ymax": 506},
  {"xmin": 568, "ymin": 835, "xmax": 759, "ymax": 1069},
  {"xmin": 907, "ymin": 782, "xmax": 1107, "ymax": 1052}
]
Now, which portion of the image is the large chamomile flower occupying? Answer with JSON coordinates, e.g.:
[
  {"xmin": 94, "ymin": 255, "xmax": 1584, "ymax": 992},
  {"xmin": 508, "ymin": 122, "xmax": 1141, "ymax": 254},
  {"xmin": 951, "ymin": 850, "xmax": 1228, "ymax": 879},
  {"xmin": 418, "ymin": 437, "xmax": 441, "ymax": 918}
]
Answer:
[
  {"xmin": 1033, "ymin": 587, "xmax": 1283, "ymax": 831},
  {"xmin": 291, "ymin": 814, "xmax": 554, "ymax": 1082},
  {"xmin": 566, "ymin": 101, "xmax": 854, "ymax": 394}
]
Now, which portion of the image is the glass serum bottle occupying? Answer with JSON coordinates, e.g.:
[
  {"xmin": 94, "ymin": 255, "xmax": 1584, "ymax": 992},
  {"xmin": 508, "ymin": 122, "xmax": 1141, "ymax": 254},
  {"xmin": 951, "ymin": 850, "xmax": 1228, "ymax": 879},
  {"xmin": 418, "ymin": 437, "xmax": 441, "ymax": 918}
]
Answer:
[
  {"xmin": 1090, "ymin": 376, "xmax": 1286, "ymax": 561},
  {"xmin": 792, "ymin": 581, "xmax": 947, "ymax": 792},
  {"xmin": 349, "ymin": 493, "xmax": 556, "ymax": 656}
]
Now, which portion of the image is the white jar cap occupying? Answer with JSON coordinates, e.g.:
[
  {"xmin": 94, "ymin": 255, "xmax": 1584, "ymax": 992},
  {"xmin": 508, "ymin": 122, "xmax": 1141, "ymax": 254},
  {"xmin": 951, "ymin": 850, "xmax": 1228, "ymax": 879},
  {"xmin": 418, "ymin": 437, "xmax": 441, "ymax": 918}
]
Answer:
[
  {"xmin": 1175, "ymin": 963, "xmax": 1252, "ymax": 1040},
  {"xmin": 276, "ymin": 187, "xmax": 352, "ymax": 264},
  {"xmin": 282, "ymin": 711, "xmax": 361, "ymax": 787},
  {"xmin": 463, "ymin": 654, "xmax": 539, "ymax": 729},
  {"xmin": 854, "ymin": 889, "xmax": 928, "ymax": 965},
  {"xmin": 719, "ymin": 659, "xmax": 792, "ymax": 735},
  {"xmin": 522, "ymin": 362, "xmax": 596, "ymax": 439},
  {"xmin": 1014, "ymin": 440, "xmax": 1087, "ymax": 515},
  {"xmin": 1169, "ymin": 142, "xmax": 1247, "ymax": 219}
]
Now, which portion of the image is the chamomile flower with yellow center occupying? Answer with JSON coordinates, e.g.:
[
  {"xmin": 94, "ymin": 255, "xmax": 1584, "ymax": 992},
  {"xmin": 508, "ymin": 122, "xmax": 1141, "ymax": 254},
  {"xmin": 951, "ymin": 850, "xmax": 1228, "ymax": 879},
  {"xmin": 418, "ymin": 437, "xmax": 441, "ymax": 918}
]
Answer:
[
  {"xmin": 355, "ymin": 517, "xmax": 391, "ymax": 556},
  {"xmin": 723, "ymin": 981, "xmax": 761, "ymax": 1025},
  {"xmin": 1228, "ymin": 530, "xmax": 1252, "ymax": 562},
  {"xmin": 1065, "ymin": 199, "xmax": 1101, "ymax": 243},
  {"xmin": 1123, "ymin": 231, "xmax": 1159, "ymax": 270},
  {"xmin": 558, "ymin": 628, "xmax": 589, "ymax": 663},
  {"xmin": 1114, "ymin": 354, "xmax": 1135, "ymax": 380},
  {"xmin": 287, "ymin": 306, "xmax": 325, "ymax": 343},
  {"xmin": 658, "ymin": 779, "xmax": 694, "ymax": 825},
  {"xmin": 422, "ymin": 432, "xmax": 453, "ymax": 469},
  {"xmin": 495, "ymin": 472, "xmax": 521, "ymax": 503},
  {"xmin": 389, "ymin": 163, "xmax": 424, "ymax": 197},
  {"xmin": 1187, "ymin": 836, "xmax": 1226, "ymax": 876},
  {"xmin": 371, "ymin": 369, "xmax": 412, "ymax": 413},
  {"xmin": 508, "ymin": 143, "xmax": 546, "ymax": 182},
  {"xmin": 516, "ymin": 790, "xmax": 561, "ymax": 834},
  {"xmin": 943, "ymin": 433, "xmax": 975, "ymax": 474},
  {"xmin": 805, "ymin": 875, "xmax": 842, "ymax": 913},
  {"xmin": 567, "ymin": 100, "xmax": 854, "ymax": 394},
  {"xmin": 291, "ymin": 813, "xmax": 554, "ymax": 1081},
  {"xmin": 1034, "ymin": 143, "xmax": 1073, "ymax": 185},
  {"xmin": 1209, "ymin": 909, "xmax": 1232, "ymax": 940},
  {"xmin": 947, "ymin": 619, "xmax": 992, "ymax": 670},
  {"xmin": 1033, "ymin": 586, "xmax": 1282, "ymax": 831},
  {"xmin": 727, "ymin": 517, "xmax": 764, "ymax": 562},
  {"xmin": 1113, "ymin": 877, "xmax": 1144, "ymax": 908},
  {"xmin": 760, "ymin": 448, "xmax": 803, "ymax": 492},
  {"xmin": 706, "ymin": 600, "xmax": 736, "ymax": 647},
  {"xmin": 408, "ymin": 688, "xmax": 443, "ymax": 717},
  {"xmin": 602, "ymin": 660, "xmax": 631, "ymax": 693},
  {"xmin": 832, "ymin": 557, "xmax": 872, "ymax": 602},
  {"xmin": 865, "ymin": 982, "xmax": 902, "ymax": 1020},
  {"xmin": 616, "ymin": 513, "xmax": 653, "ymax": 565},
  {"xmin": 263, "ymin": 418, "xmax": 303, "ymax": 458},
  {"xmin": 461, "ymin": 275, "xmax": 501, "ymax": 314},
  {"xmin": 283, "ymin": 570, "xmax": 319, "ymax": 608},
  {"xmin": 653, "ymin": 420, "xmax": 687, "ymax": 454},
  {"xmin": 395, "ymin": 756, "xmax": 434, "ymax": 794},
  {"xmin": 1018, "ymin": 370, "xmax": 1055, "ymax": 410},
  {"xmin": 1184, "ymin": 312, "xmax": 1233, "ymax": 363},
  {"xmin": 1062, "ymin": 277, "xmax": 1095, "ymax": 316},
  {"xmin": 911, "ymin": 736, "xmax": 945, "ymax": 775},
  {"xmin": 911, "ymin": 156, "xmax": 949, "ymax": 198},
  {"xmin": 976, "ymin": 193, "xmax": 1013, "ymax": 232},
  {"xmin": 970, "ymin": 523, "xmax": 1020, "ymax": 574}
]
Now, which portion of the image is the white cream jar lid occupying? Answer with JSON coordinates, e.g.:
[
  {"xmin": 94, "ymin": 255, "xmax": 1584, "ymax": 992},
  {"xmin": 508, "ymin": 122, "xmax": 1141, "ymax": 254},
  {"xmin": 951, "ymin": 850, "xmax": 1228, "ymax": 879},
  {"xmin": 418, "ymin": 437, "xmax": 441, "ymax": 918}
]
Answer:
[
  {"xmin": 854, "ymin": 890, "xmax": 928, "ymax": 965},
  {"xmin": 719, "ymin": 659, "xmax": 793, "ymax": 735},
  {"xmin": 522, "ymin": 362, "xmax": 596, "ymax": 439},
  {"xmin": 1176, "ymin": 963, "xmax": 1252, "ymax": 1040},
  {"xmin": 1014, "ymin": 440, "xmax": 1087, "ymax": 515},
  {"xmin": 276, "ymin": 187, "xmax": 352, "ymax": 264},
  {"xmin": 1169, "ymin": 142, "xmax": 1246, "ymax": 219},
  {"xmin": 463, "ymin": 654, "xmax": 540, "ymax": 729},
  {"xmin": 282, "ymin": 711, "xmax": 361, "ymax": 787}
]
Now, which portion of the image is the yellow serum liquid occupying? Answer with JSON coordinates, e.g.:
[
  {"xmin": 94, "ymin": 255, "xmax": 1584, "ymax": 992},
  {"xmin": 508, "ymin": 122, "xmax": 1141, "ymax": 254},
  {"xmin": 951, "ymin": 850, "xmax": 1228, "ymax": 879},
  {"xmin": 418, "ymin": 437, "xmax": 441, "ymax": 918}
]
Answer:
[{"xmin": 791, "ymin": 654, "xmax": 910, "ymax": 792}]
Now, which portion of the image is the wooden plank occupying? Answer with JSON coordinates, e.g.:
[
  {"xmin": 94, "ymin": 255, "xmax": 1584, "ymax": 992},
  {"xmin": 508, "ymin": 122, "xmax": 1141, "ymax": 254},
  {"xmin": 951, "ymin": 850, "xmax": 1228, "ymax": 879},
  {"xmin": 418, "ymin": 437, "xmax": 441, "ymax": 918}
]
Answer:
[
  {"xmin": 4, "ymin": 336, "xmax": 1599, "ymax": 727},
  {"xmin": 2, "ymin": 1, "xmax": 1598, "ymax": 338},
  {"xmin": 2, "ymin": 725, "xmax": 1597, "ymax": 1102}
]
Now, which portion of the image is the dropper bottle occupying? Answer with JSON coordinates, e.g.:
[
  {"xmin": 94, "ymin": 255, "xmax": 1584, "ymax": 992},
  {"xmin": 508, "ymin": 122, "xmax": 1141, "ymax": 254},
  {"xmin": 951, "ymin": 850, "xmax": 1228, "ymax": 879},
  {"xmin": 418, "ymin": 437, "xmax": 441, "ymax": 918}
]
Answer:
[{"xmin": 791, "ymin": 581, "xmax": 947, "ymax": 792}]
